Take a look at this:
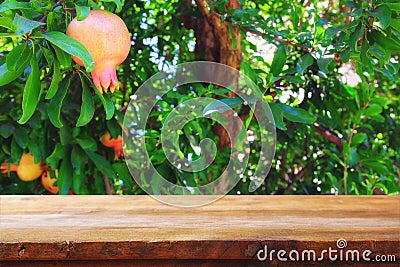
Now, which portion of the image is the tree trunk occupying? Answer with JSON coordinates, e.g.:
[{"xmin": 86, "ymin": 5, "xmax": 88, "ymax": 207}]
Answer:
[{"xmin": 183, "ymin": 0, "xmax": 242, "ymax": 151}]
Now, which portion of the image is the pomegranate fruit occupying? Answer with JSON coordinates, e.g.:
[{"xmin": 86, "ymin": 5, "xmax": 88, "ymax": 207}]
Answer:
[
  {"xmin": 41, "ymin": 169, "xmax": 58, "ymax": 194},
  {"xmin": 1, "ymin": 153, "xmax": 44, "ymax": 182},
  {"xmin": 66, "ymin": 10, "xmax": 130, "ymax": 93},
  {"xmin": 101, "ymin": 131, "xmax": 123, "ymax": 159}
]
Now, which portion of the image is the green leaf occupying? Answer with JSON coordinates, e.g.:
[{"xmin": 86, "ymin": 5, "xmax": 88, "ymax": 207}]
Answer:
[
  {"xmin": 40, "ymin": 45, "xmax": 54, "ymax": 66},
  {"xmin": 323, "ymin": 149, "xmax": 344, "ymax": 166},
  {"xmin": 59, "ymin": 156, "xmax": 73, "ymax": 195},
  {"xmin": 6, "ymin": 43, "xmax": 30, "ymax": 72},
  {"xmin": 340, "ymin": 48, "xmax": 351, "ymax": 63},
  {"xmin": 390, "ymin": 18, "xmax": 400, "ymax": 32},
  {"xmin": 46, "ymin": 143, "xmax": 65, "ymax": 170},
  {"xmin": 369, "ymin": 46, "xmax": 386, "ymax": 60},
  {"xmin": 317, "ymin": 57, "xmax": 333, "ymax": 74},
  {"xmin": 361, "ymin": 159, "xmax": 389, "ymax": 174},
  {"xmin": 369, "ymin": 4, "xmax": 391, "ymax": 30},
  {"xmin": 370, "ymin": 114, "xmax": 385, "ymax": 122},
  {"xmin": 270, "ymin": 45, "xmax": 287, "ymax": 76},
  {"xmin": 241, "ymin": 61, "xmax": 257, "ymax": 83},
  {"xmin": 314, "ymin": 25, "xmax": 325, "ymax": 44},
  {"xmin": 76, "ymin": 78, "xmax": 95, "ymax": 127},
  {"xmin": 227, "ymin": 23, "xmax": 238, "ymax": 50},
  {"xmin": 48, "ymin": 75, "xmax": 72, "ymax": 128},
  {"xmin": 107, "ymin": 119, "xmax": 122, "ymax": 139},
  {"xmin": 0, "ymin": 16, "xmax": 14, "ymax": 30},
  {"xmin": 13, "ymin": 14, "xmax": 44, "ymax": 36},
  {"xmin": 52, "ymin": 45, "xmax": 72, "ymax": 68},
  {"xmin": 113, "ymin": 162, "xmax": 135, "ymax": 190},
  {"xmin": 351, "ymin": 133, "xmax": 366, "ymax": 147},
  {"xmin": 280, "ymin": 104, "xmax": 316, "ymax": 123},
  {"xmin": 370, "ymin": 96, "xmax": 387, "ymax": 107},
  {"xmin": 18, "ymin": 54, "xmax": 41, "ymax": 124},
  {"xmin": 348, "ymin": 22, "xmax": 364, "ymax": 52},
  {"xmin": 291, "ymin": 3, "xmax": 300, "ymax": 32},
  {"xmin": 270, "ymin": 103, "xmax": 286, "ymax": 130},
  {"xmin": 88, "ymin": 0, "xmax": 101, "ymax": 10},
  {"xmin": 0, "ymin": 49, "xmax": 31, "ymax": 86},
  {"xmin": 0, "ymin": 32, "xmax": 16, "ymax": 38},
  {"xmin": 101, "ymin": 0, "xmax": 122, "ymax": 12},
  {"xmin": 283, "ymin": 75, "xmax": 305, "ymax": 83},
  {"xmin": 27, "ymin": 139, "xmax": 41, "ymax": 164},
  {"xmin": 325, "ymin": 25, "xmax": 347, "ymax": 40},
  {"xmin": 72, "ymin": 172, "xmax": 86, "ymax": 194},
  {"xmin": 60, "ymin": 124, "xmax": 72, "ymax": 146},
  {"xmin": 98, "ymin": 94, "xmax": 115, "ymax": 120},
  {"xmin": 363, "ymin": 105, "xmax": 382, "ymax": 116},
  {"xmin": 76, "ymin": 135, "xmax": 97, "ymax": 151},
  {"xmin": 386, "ymin": 3, "xmax": 400, "ymax": 11},
  {"xmin": 297, "ymin": 53, "xmax": 314, "ymax": 75},
  {"xmin": 203, "ymin": 97, "xmax": 244, "ymax": 116},
  {"xmin": 86, "ymin": 150, "xmax": 116, "ymax": 179},
  {"xmin": 370, "ymin": 29, "xmax": 400, "ymax": 51},
  {"xmin": 75, "ymin": 5, "xmax": 91, "ymax": 21},
  {"xmin": 82, "ymin": 74, "xmax": 115, "ymax": 120},
  {"xmin": 0, "ymin": 0, "xmax": 30, "ymax": 12},
  {"xmin": 13, "ymin": 127, "xmax": 28, "ymax": 148},
  {"xmin": 44, "ymin": 11, "xmax": 55, "ymax": 32},
  {"xmin": 71, "ymin": 146, "xmax": 87, "ymax": 175},
  {"xmin": 41, "ymin": 31, "xmax": 94, "ymax": 72},
  {"xmin": 46, "ymin": 59, "xmax": 61, "ymax": 99},
  {"xmin": 376, "ymin": 66, "xmax": 395, "ymax": 80},
  {"xmin": 360, "ymin": 41, "xmax": 373, "ymax": 73},
  {"xmin": 11, "ymin": 139, "xmax": 22, "ymax": 163},
  {"xmin": 0, "ymin": 124, "xmax": 14, "ymax": 138}
]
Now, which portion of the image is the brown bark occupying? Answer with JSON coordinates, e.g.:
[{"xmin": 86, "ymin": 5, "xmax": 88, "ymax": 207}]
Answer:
[{"xmin": 189, "ymin": 0, "xmax": 242, "ymax": 150}]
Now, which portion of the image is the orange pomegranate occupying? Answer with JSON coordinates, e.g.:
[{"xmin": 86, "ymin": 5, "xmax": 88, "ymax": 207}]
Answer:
[
  {"xmin": 41, "ymin": 169, "xmax": 58, "ymax": 194},
  {"xmin": 1, "ymin": 153, "xmax": 44, "ymax": 182},
  {"xmin": 101, "ymin": 131, "xmax": 123, "ymax": 159},
  {"xmin": 66, "ymin": 10, "xmax": 131, "ymax": 93}
]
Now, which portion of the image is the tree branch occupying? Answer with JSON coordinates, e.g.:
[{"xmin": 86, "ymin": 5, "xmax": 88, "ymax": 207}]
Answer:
[
  {"xmin": 239, "ymin": 25, "xmax": 314, "ymax": 52},
  {"xmin": 195, "ymin": 0, "xmax": 312, "ymax": 52},
  {"xmin": 286, "ymin": 161, "xmax": 313, "ymax": 192},
  {"xmin": 104, "ymin": 176, "xmax": 112, "ymax": 195},
  {"xmin": 195, "ymin": 0, "xmax": 221, "ymax": 30},
  {"xmin": 39, "ymin": 0, "xmax": 63, "ymax": 24},
  {"xmin": 314, "ymin": 122, "xmax": 343, "ymax": 151}
]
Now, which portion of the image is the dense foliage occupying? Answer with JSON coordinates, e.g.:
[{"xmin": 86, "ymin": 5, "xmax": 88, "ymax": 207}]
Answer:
[{"xmin": 0, "ymin": 0, "xmax": 399, "ymax": 195}]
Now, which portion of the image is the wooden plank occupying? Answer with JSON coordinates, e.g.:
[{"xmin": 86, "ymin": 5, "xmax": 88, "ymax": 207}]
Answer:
[
  {"xmin": 0, "ymin": 259, "xmax": 268, "ymax": 267},
  {"xmin": 0, "ymin": 195, "xmax": 399, "ymax": 266},
  {"xmin": 2, "ymin": 259, "xmax": 397, "ymax": 267}
]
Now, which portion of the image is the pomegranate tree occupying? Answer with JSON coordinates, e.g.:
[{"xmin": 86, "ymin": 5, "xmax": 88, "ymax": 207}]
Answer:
[{"xmin": 66, "ymin": 10, "xmax": 131, "ymax": 93}]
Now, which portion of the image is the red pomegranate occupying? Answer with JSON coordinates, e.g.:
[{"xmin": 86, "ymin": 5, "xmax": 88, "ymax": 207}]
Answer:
[
  {"xmin": 41, "ymin": 169, "xmax": 59, "ymax": 194},
  {"xmin": 1, "ymin": 153, "xmax": 44, "ymax": 182},
  {"xmin": 66, "ymin": 10, "xmax": 131, "ymax": 93},
  {"xmin": 101, "ymin": 131, "xmax": 124, "ymax": 160}
]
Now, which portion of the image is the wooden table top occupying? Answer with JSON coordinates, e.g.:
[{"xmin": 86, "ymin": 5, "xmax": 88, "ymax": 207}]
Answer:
[{"xmin": 0, "ymin": 195, "xmax": 399, "ymax": 266}]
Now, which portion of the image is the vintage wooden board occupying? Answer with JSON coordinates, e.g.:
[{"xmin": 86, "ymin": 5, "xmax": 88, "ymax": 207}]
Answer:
[{"xmin": 0, "ymin": 195, "xmax": 399, "ymax": 266}]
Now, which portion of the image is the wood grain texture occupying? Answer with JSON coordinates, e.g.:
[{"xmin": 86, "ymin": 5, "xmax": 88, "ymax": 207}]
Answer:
[{"xmin": 0, "ymin": 195, "xmax": 399, "ymax": 266}]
